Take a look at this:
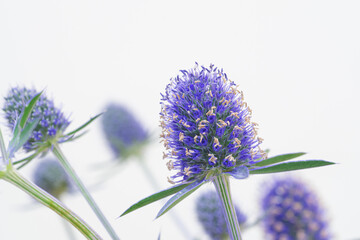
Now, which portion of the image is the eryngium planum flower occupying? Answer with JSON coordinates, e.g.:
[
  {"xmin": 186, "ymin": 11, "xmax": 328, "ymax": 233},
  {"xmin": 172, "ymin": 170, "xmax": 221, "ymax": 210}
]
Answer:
[
  {"xmin": 196, "ymin": 191, "xmax": 247, "ymax": 240},
  {"xmin": 160, "ymin": 63, "xmax": 266, "ymax": 184},
  {"xmin": 33, "ymin": 159, "xmax": 71, "ymax": 199},
  {"xmin": 101, "ymin": 103, "xmax": 148, "ymax": 160},
  {"xmin": 3, "ymin": 87, "xmax": 70, "ymax": 152},
  {"xmin": 262, "ymin": 178, "xmax": 330, "ymax": 240}
]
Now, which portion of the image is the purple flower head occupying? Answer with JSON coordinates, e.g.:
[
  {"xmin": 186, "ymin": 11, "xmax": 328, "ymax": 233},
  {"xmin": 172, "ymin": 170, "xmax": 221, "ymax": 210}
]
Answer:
[
  {"xmin": 160, "ymin": 63, "xmax": 265, "ymax": 184},
  {"xmin": 33, "ymin": 159, "xmax": 71, "ymax": 199},
  {"xmin": 3, "ymin": 87, "xmax": 70, "ymax": 152},
  {"xmin": 101, "ymin": 103, "xmax": 149, "ymax": 160},
  {"xmin": 196, "ymin": 191, "xmax": 247, "ymax": 240},
  {"xmin": 262, "ymin": 178, "xmax": 331, "ymax": 240}
]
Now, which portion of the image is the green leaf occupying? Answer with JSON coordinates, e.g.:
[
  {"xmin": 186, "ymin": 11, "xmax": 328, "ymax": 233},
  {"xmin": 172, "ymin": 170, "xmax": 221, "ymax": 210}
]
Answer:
[
  {"xmin": 63, "ymin": 113, "xmax": 102, "ymax": 138},
  {"xmin": 8, "ymin": 118, "xmax": 40, "ymax": 156},
  {"xmin": 62, "ymin": 131, "xmax": 88, "ymax": 143},
  {"xmin": 14, "ymin": 151, "xmax": 42, "ymax": 169},
  {"xmin": 253, "ymin": 152, "xmax": 306, "ymax": 167},
  {"xmin": 8, "ymin": 92, "xmax": 43, "ymax": 157},
  {"xmin": 19, "ymin": 91, "xmax": 43, "ymax": 129},
  {"xmin": 155, "ymin": 180, "xmax": 205, "ymax": 219},
  {"xmin": 250, "ymin": 160, "xmax": 335, "ymax": 174},
  {"xmin": 120, "ymin": 182, "xmax": 191, "ymax": 217}
]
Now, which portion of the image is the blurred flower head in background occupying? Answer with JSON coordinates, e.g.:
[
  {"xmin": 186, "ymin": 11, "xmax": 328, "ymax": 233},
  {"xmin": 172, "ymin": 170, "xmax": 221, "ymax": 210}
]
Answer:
[
  {"xmin": 101, "ymin": 103, "xmax": 149, "ymax": 161},
  {"xmin": 3, "ymin": 86, "xmax": 70, "ymax": 152},
  {"xmin": 160, "ymin": 63, "xmax": 266, "ymax": 184},
  {"xmin": 33, "ymin": 158, "xmax": 71, "ymax": 199},
  {"xmin": 196, "ymin": 191, "xmax": 247, "ymax": 240},
  {"xmin": 262, "ymin": 178, "xmax": 330, "ymax": 240}
]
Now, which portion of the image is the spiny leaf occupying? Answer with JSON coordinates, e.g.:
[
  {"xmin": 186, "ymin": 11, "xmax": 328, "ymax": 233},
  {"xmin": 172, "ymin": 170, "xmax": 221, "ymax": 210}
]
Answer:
[
  {"xmin": 8, "ymin": 118, "xmax": 40, "ymax": 156},
  {"xmin": 254, "ymin": 152, "xmax": 306, "ymax": 167},
  {"xmin": 19, "ymin": 91, "xmax": 43, "ymax": 128},
  {"xmin": 63, "ymin": 113, "xmax": 102, "ymax": 138},
  {"xmin": 120, "ymin": 182, "xmax": 191, "ymax": 217},
  {"xmin": 13, "ymin": 151, "xmax": 42, "ymax": 169},
  {"xmin": 8, "ymin": 92, "xmax": 43, "ymax": 157},
  {"xmin": 250, "ymin": 160, "xmax": 335, "ymax": 174},
  {"xmin": 155, "ymin": 180, "xmax": 205, "ymax": 219}
]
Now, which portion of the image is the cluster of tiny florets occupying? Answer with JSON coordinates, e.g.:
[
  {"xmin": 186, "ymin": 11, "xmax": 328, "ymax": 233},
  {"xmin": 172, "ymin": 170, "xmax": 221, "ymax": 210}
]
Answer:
[
  {"xmin": 196, "ymin": 191, "xmax": 247, "ymax": 240},
  {"xmin": 3, "ymin": 87, "xmax": 70, "ymax": 152},
  {"xmin": 101, "ymin": 103, "xmax": 148, "ymax": 159},
  {"xmin": 262, "ymin": 178, "xmax": 330, "ymax": 240},
  {"xmin": 160, "ymin": 64, "xmax": 265, "ymax": 184},
  {"xmin": 33, "ymin": 159, "xmax": 71, "ymax": 199}
]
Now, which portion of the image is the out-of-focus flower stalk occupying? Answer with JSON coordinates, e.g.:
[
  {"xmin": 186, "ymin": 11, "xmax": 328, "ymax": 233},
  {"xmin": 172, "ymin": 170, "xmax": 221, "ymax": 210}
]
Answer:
[{"xmin": 52, "ymin": 142, "xmax": 119, "ymax": 240}]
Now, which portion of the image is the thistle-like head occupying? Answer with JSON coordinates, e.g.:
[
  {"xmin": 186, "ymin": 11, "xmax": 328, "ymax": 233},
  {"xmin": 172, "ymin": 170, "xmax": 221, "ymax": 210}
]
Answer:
[
  {"xmin": 33, "ymin": 159, "xmax": 71, "ymax": 199},
  {"xmin": 101, "ymin": 103, "xmax": 149, "ymax": 160},
  {"xmin": 160, "ymin": 63, "xmax": 265, "ymax": 184},
  {"xmin": 262, "ymin": 178, "xmax": 330, "ymax": 240},
  {"xmin": 3, "ymin": 87, "xmax": 70, "ymax": 152},
  {"xmin": 196, "ymin": 191, "xmax": 247, "ymax": 240}
]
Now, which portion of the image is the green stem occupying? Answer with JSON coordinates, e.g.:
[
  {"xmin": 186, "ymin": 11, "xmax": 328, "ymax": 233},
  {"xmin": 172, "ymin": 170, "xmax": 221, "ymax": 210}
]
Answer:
[
  {"xmin": 52, "ymin": 143, "xmax": 120, "ymax": 240},
  {"xmin": 2, "ymin": 166, "xmax": 102, "ymax": 240},
  {"xmin": 60, "ymin": 216, "xmax": 78, "ymax": 240},
  {"xmin": 0, "ymin": 128, "xmax": 8, "ymax": 166},
  {"xmin": 213, "ymin": 174, "xmax": 242, "ymax": 240}
]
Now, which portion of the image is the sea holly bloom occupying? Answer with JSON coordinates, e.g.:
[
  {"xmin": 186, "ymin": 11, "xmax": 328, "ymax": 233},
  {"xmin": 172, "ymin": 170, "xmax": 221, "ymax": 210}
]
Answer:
[
  {"xmin": 2, "ymin": 86, "xmax": 119, "ymax": 239},
  {"xmin": 3, "ymin": 87, "xmax": 70, "ymax": 152},
  {"xmin": 33, "ymin": 159, "xmax": 71, "ymax": 199},
  {"xmin": 196, "ymin": 191, "xmax": 247, "ymax": 240},
  {"xmin": 160, "ymin": 63, "xmax": 266, "ymax": 184},
  {"xmin": 120, "ymin": 64, "xmax": 334, "ymax": 240},
  {"xmin": 101, "ymin": 103, "xmax": 149, "ymax": 160},
  {"xmin": 262, "ymin": 178, "xmax": 331, "ymax": 240}
]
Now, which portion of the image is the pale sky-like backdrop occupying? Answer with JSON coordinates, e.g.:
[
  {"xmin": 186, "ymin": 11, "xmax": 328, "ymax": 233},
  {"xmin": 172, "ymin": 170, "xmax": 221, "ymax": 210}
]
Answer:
[{"xmin": 0, "ymin": 1, "xmax": 359, "ymax": 239}]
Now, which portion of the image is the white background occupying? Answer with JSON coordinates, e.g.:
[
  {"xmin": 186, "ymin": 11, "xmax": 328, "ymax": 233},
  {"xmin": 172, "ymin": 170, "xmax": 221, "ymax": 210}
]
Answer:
[{"xmin": 0, "ymin": 0, "xmax": 359, "ymax": 239}]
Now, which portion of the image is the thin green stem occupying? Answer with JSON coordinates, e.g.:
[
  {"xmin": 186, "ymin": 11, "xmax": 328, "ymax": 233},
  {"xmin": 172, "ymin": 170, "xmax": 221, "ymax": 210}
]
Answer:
[
  {"xmin": 2, "ymin": 166, "xmax": 102, "ymax": 240},
  {"xmin": 60, "ymin": 216, "xmax": 78, "ymax": 240},
  {"xmin": 52, "ymin": 143, "xmax": 120, "ymax": 240},
  {"xmin": 0, "ymin": 128, "xmax": 9, "ymax": 166},
  {"xmin": 213, "ymin": 174, "xmax": 242, "ymax": 240}
]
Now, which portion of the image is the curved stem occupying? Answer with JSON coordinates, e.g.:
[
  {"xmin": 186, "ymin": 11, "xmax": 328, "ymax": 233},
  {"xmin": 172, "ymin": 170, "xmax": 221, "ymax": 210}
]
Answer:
[
  {"xmin": 213, "ymin": 174, "xmax": 242, "ymax": 240},
  {"xmin": 2, "ymin": 166, "xmax": 102, "ymax": 240},
  {"xmin": 60, "ymin": 215, "xmax": 78, "ymax": 240},
  {"xmin": 52, "ymin": 143, "xmax": 120, "ymax": 240}
]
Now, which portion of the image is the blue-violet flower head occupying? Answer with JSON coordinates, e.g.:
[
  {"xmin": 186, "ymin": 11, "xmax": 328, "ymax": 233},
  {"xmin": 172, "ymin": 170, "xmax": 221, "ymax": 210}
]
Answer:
[
  {"xmin": 262, "ymin": 178, "xmax": 331, "ymax": 240},
  {"xmin": 3, "ymin": 87, "xmax": 70, "ymax": 152},
  {"xmin": 33, "ymin": 159, "xmax": 71, "ymax": 199},
  {"xmin": 196, "ymin": 191, "xmax": 247, "ymax": 240},
  {"xmin": 160, "ymin": 63, "xmax": 266, "ymax": 184},
  {"xmin": 101, "ymin": 103, "xmax": 149, "ymax": 160}
]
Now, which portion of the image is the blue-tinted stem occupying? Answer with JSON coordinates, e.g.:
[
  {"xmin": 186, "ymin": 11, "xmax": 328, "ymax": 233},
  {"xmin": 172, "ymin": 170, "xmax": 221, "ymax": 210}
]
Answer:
[
  {"xmin": 137, "ymin": 157, "xmax": 192, "ymax": 239},
  {"xmin": 0, "ymin": 128, "xmax": 8, "ymax": 166},
  {"xmin": 213, "ymin": 174, "xmax": 242, "ymax": 240},
  {"xmin": 2, "ymin": 166, "xmax": 102, "ymax": 239},
  {"xmin": 52, "ymin": 143, "xmax": 120, "ymax": 240}
]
